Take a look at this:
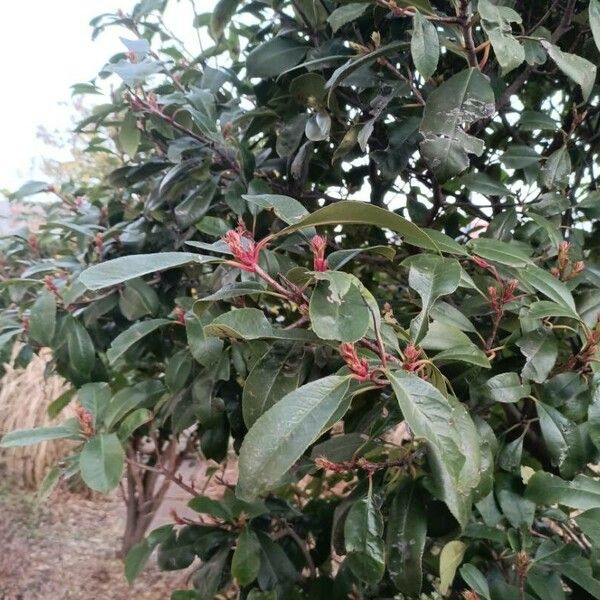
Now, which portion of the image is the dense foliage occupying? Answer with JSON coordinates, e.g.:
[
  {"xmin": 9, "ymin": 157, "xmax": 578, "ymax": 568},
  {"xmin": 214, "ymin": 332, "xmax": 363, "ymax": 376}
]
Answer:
[{"xmin": 2, "ymin": 0, "xmax": 600, "ymax": 597}]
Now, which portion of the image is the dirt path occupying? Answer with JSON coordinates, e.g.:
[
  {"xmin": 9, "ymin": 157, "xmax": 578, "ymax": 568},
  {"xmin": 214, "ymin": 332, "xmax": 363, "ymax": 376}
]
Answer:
[
  {"xmin": 0, "ymin": 483, "xmax": 183, "ymax": 600},
  {"xmin": 0, "ymin": 456, "xmax": 240, "ymax": 599}
]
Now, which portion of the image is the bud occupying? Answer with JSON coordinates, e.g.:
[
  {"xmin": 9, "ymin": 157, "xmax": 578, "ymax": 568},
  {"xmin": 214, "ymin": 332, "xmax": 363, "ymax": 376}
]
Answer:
[
  {"xmin": 310, "ymin": 235, "xmax": 328, "ymax": 272},
  {"xmin": 339, "ymin": 343, "xmax": 370, "ymax": 381},
  {"xmin": 224, "ymin": 229, "xmax": 258, "ymax": 272},
  {"xmin": 472, "ymin": 255, "xmax": 491, "ymax": 269},
  {"xmin": 75, "ymin": 405, "xmax": 95, "ymax": 437}
]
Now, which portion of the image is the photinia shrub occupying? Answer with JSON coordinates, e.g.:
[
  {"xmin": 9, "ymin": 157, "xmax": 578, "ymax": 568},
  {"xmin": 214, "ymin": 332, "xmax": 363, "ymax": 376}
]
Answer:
[{"xmin": 2, "ymin": 0, "xmax": 600, "ymax": 597}]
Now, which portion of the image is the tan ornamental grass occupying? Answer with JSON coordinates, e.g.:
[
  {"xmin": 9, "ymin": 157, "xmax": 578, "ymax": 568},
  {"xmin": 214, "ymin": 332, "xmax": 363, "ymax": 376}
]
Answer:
[{"xmin": 0, "ymin": 346, "xmax": 76, "ymax": 488}]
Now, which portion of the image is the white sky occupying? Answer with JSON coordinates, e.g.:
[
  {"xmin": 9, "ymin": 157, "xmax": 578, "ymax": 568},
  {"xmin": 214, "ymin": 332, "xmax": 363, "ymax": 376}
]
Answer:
[{"xmin": 0, "ymin": 0, "xmax": 215, "ymax": 193}]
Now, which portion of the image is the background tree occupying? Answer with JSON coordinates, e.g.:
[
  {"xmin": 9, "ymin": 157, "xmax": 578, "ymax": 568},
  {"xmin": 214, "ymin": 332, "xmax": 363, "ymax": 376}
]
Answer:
[{"xmin": 2, "ymin": 0, "xmax": 600, "ymax": 597}]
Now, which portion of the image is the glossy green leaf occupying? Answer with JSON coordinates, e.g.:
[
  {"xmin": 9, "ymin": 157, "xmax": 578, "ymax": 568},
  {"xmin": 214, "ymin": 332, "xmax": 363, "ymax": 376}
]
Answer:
[
  {"xmin": 118, "ymin": 408, "xmax": 152, "ymax": 440},
  {"xmin": 66, "ymin": 317, "xmax": 96, "ymax": 375},
  {"xmin": 29, "ymin": 290, "xmax": 56, "ymax": 346},
  {"xmin": 327, "ymin": 2, "xmax": 368, "ymax": 33},
  {"xmin": 247, "ymin": 37, "xmax": 307, "ymax": 78},
  {"xmin": 479, "ymin": 0, "xmax": 524, "ymax": 74},
  {"xmin": 165, "ymin": 349, "xmax": 193, "ymax": 393},
  {"xmin": 387, "ymin": 369, "xmax": 480, "ymax": 527},
  {"xmin": 119, "ymin": 278, "xmax": 159, "ymax": 321},
  {"xmin": 237, "ymin": 375, "xmax": 351, "ymax": 501},
  {"xmin": 204, "ymin": 308, "xmax": 273, "ymax": 340},
  {"xmin": 468, "ymin": 238, "xmax": 533, "ymax": 267},
  {"xmin": 411, "ymin": 11, "xmax": 439, "ymax": 80},
  {"xmin": 80, "ymin": 253, "xmax": 216, "ymax": 290},
  {"xmin": 541, "ymin": 145, "xmax": 572, "ymax": 189},
  {"xmin": 526, "ymin": 472, "xmax": 600, "ymax": 510},
  {"xmin": 484, "ymin": 372, "xmax": 531, "ymax": 403},
  {"xmin": 536, "ymin": 402, "xmax": 585, "ymax": 478},
  {"xmin": 460, "ymin": 563, "xmax": 491, "ymax": 600},
  {"xmin": 344, "ymin": 495, "xmax": 385, "ymax": 584},
  {"xmin": 276, "ymin": 200, "xmax": 440, "ymax": 252},
  {"xmin": 119, "ymin": 110, "xmax": 140, "ymax": 157},
  {"xmin": 0, "ymin": 420, "xmax": 80, "ymax": 448},
  {"xmin": 517, "ymin": 330, "xmax": 558, "ymax": 383},
  {"xmin": 79, "ymin": 382, "xmax": 111, "ymax": 427},
  {"xmin": 541, "ymin": 41, "xmax": 597, "ymax": 101},
  {"xmin": 106, "ymin": 318, "xmax": 172, "ymax": 364},
  {"xmin": 309, "ymin": 272, "xmax": 371, "ymax": 343},
  {"xmin": 406, "ymin": 255, "xmax": 461, "ymax": 343},
  {"xmin": 419, "ymin": 68, "xmax": 495, "ymax": 181},
  {"xmin": 79, "ymin": 432, "xmax": 125, "ymax": 493},
  {"xmin": 386, "ymin": 482, "xmax": 426, "ymax": 596},
  {"xmin": 232, "ymin": 527, "xmax": 261, "ymax": 586},
  {"xmin": 519, "ymin": 264, "xmax": 577, "ymax": 313},
  {"xmin": 243, "ymin": 343, "xmax": 305, "ymax": 428}
]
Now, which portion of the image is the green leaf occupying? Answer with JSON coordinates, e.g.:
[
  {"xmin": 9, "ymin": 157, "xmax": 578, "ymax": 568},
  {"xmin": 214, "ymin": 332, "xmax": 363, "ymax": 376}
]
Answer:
[
  {"xmin": 528, "ymin": 300, "xmax": 580, "ymax": 321},
  {"xmin": 325, "ymin": 41, "xmax": 405, "ymax": 95},
  {"xmin": 344, "ymin": 495, "xmax": 385, "ymax": 584},
  {"xmin": 536, "ymin": 402, "xmax": 585, "ymax": 478},
  {"xmin": 468, "ymin": 238, "xmax": 533, "ymax": 267},
  {"xmin": 243, "ymin": 343, "xmax": 305, "ymax": 428},
  {"xmin": 118, "ymin": 408, "xmax": 152, "ymax": 440},
  {"xmin": 47, "ymin": 388, "xmax": 77, "ymax": 419},
  {"xmin": 66, "ymin": 318, "xmax": 96, "ymax": 375},
  {"xmin": 237, "ymin": 375, "xmax": 351, "ymax": 501},
  {"xmin": 210, "ymin": 0, "xmax": 240, "ymax": 39},
  {"xmin": 541, "ymin": 41, "xmax": 597, "ymax": 101},
  {"xmin": 526, "ymin": 472, "xmax": 600, "ymax": 510},
  {"xmin": 479, "ymin": 0, "xmax": 524, "ymax": 74},
  {"xmin": 0, "ymin": 421, "xmax": 80, "ymax": 447},
  {"xmin": 106, "ymin": 318, "xmax": 172, "ymax": 364},
  {"xmin": 124, "ymin": 525, "xmax": 174, "ymax": 583},
  {"xmin": 496, "ymin": 473, "xmax": 535, "ymax": 528},
  {"xmin": 119, "ymin": 110, "xmax": 140, "ymax": 157},
  {"xmin": 247, "ymin": 37, "xmax": 307, "ymax": 78},
  {"xmin": 386, "ymin": 482, "xmax": 426, "ymax": 596},
  {"xmin": 165, "ymin": 350, "xmax": 193, "ymax": 393},
  {"xmin": 439, "ymin": 540, "xmax": 466, "ymax": 595},
  {"xmin": 419, "ymin": 68, "xmax": 495, "ymax": 181},
  {"xmin": 119, "ymin": 278, "xmax": 159, "ymax": 321},
  {"xmin": 460, "ymin": 564, "xmax": 491, "ymax": 600},
  {"xmin": 558, "ymin": 561, "xmax": 600, "ymax": 599},
  {"xmin": 591, "ymin": 0, "xmax": 600, "ymax": 53},
  {"xmin": 79, "ymin": 382, "xmax": 111, "ymax": 427},
  {"xmin": 242, "ymin": 193, "xmax": 311, "ymax": 227},
  {"xmin": 232, "ymin": 527, "xmax": 261, "ymax": 586},
  {"xmin": 460, "ymin": 171, "xmax": 512, "ymax": 197},
  {"xmin": 411, "ymin": 11, "xmax": 439, "ymax": 80},
  {"xmin": 79, "ymin": 432, "xmax": 125, "ymax": 493},
  {"xmin": 517, "ymin": 330, "xmax": 558, "ymax": 383},
  {"xmin": 309, "ymin": 272, "xmax": 371, "ymax": 343},
  {"xmin": 433, "ymin": 344, "xmax": 491, "ymax": 368},
  {"xmin": 574, "ymin": 508, "xmax": 600, "ymax": 546},
  {"xmin": 541, "ymin": 146, "xmax": 571, "ymax": 189},
  {"xmin": 327, "ymin": 2, "xmax": 368, "ymax": 33},
  {"xmin": 29, "ymin": 291, "xmax": 56, "ymax": 346},
  {"xmin": 498, "ymin": 434, "xmax": 523, "ymax": 472},
  {"xmin": 501, "ymin": 145, "xmax": 540, "ymax": 169},
  {"xmin": 484, "ymin": 373, "xmax": 531, "ymax": 404},
  {"xmin": 519, "ymin": 265, "xmax": 577, "ymax": 313},
  {"xmin": 204, "ymin": 308, "xmax": 273, "ymax": 340},
  {"xmin": 387, "ymin": 369, "xmax": 480, "ymax": 527},
  {"xmin": 10, "ymin": 180, "xmax": 49, "ymax": 199},
  {"xmin": 274, "ymin": 200, "xmax": 440, "ymax": 252},
  {"xmin": 186, "ymin": 312, "xmax": 224, "ymax": 367},
  {"xmin": 406, "ymin": 255, "xmax": 461, "ymax": 343},
  {"xmin": 80, "ymin": 252, "xmax": 217, "ymax": 290}
]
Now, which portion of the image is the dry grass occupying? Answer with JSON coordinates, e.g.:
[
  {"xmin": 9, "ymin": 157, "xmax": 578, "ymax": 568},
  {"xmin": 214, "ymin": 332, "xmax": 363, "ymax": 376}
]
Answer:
[{"xmin": 0, "ymin": 346, "xmax": 76, "ymax": 488}]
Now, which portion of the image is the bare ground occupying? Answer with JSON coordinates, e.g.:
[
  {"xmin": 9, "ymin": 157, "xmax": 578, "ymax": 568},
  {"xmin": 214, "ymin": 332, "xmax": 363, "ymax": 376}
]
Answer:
[{"xmin": 0, "ymin": 456, "xmax": 240, "ymax": 599}]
